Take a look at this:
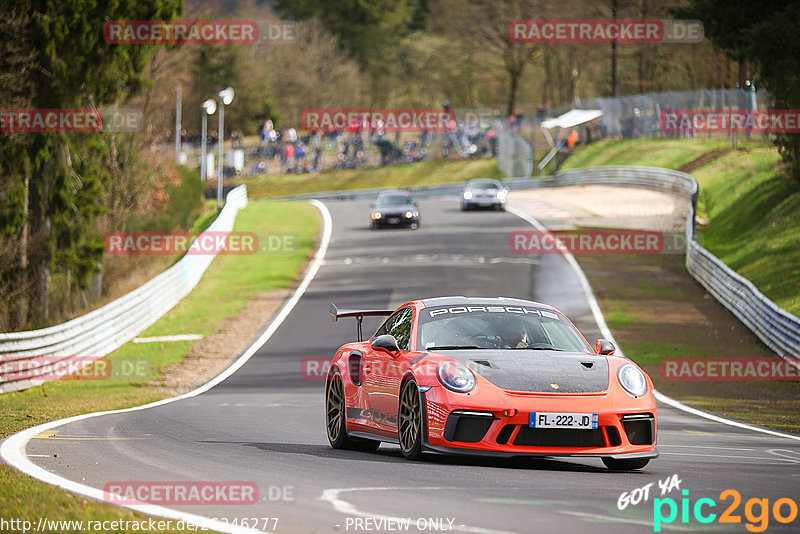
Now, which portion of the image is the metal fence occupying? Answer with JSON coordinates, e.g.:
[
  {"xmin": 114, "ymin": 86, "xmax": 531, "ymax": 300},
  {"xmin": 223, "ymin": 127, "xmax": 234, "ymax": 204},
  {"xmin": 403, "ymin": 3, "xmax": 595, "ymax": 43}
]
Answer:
[
  {"xmin": 554, "ymin": 87, "xmax": 771, "ymax": 140},
  {"xmin": 496, "ymin": 119, "xmax": 534, "ymax": 177},
  {"xmin": 498, "ymin": 87, "xmax": 775, "ymax": 175},
  {"xmin": 0, "ymin": 186, "xmax": 248, "ymax": 394}
]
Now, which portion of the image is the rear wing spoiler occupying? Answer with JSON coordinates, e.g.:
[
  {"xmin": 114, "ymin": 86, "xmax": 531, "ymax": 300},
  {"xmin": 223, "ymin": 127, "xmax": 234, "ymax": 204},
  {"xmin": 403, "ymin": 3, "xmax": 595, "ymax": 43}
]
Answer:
[{"xmin": 330, "ymin": 303, "xmax": 394, "ymax": 341}]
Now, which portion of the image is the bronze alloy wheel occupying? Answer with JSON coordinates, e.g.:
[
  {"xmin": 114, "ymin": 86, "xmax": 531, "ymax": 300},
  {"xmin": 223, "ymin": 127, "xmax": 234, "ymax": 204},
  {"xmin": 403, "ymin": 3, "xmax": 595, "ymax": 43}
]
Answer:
[
  {"xmin": 326, "ymin": 371, "xmax": 381, "ymax": 452},
  {"xmin": 326, "ymin": 372, "xmax": 346, "ymax": 446},
  {"xmin": 398, "ymin": 380, "xmax": 423, "ymax": 459}
]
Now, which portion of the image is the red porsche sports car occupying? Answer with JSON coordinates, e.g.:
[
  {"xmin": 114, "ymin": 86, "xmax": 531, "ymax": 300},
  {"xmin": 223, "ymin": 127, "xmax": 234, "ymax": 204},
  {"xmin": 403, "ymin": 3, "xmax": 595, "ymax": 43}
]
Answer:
[{"xmin": 325, "ymin": 297, "xmax": 658, "ymax": 470}]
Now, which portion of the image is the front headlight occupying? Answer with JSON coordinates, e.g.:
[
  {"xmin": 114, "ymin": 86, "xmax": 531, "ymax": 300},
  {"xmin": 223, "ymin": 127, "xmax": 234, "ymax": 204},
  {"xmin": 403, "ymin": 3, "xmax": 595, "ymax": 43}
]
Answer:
[
  {"xmin": 405, "ymin": 211, "xmax": 414, "ymax": 218},
  {"xmin": 463, "ymin": 191, "xmax": 473, "ymax": 200},
  {"xmin": 437, "ymin": 361, "xmax": 476, "ymax": 393},
  {"xmin": 497, "ymin": 189, "xmax": 508, "ymax": 200},
  {"xmin": 618, "ymin": 364, "xmax": 647, "ymax": 397},
  {"xmin": 371, "ymin": 212, "xmax": 382, "ymax": 220}
]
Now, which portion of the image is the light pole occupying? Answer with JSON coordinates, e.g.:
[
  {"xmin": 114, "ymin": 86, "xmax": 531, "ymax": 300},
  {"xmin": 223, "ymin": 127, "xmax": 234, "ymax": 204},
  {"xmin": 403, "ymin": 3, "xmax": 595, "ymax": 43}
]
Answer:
[
  {"xmin": 175, "ymin": 85, "xmax": 182, "ymax": 162},
  {"xmin": 217, "ymin": 87, "xmax": 235, "ymax": 209},
  {"xmin": 200, "ymin": 99, "xmax": 216, "ymax": 182}
]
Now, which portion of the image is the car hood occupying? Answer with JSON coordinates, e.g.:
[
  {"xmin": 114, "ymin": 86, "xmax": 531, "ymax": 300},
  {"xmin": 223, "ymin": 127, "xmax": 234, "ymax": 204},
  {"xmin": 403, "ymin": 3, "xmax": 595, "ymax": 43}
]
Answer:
[{"xmin": 440, "ymin": 350, "xmax": 609, "ymax": 393}]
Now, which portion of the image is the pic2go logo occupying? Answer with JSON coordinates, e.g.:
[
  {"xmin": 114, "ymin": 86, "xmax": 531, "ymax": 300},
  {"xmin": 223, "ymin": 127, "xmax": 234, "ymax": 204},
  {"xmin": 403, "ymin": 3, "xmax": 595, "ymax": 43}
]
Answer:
[{"xmin": 654, "ymin": 489, "xmax": 798, "ymax": 532}]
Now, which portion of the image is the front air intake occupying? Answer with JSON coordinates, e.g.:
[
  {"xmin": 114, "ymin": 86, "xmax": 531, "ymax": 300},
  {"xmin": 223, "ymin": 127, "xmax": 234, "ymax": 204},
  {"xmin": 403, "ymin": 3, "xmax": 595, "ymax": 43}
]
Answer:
[
  {"xmin": 444, "ymin": 411, "xmax": 496, "ymax": 443},
  {"xmin": 622, "ymin": 413, "xmax": 655, "ymax": 445},
  {"xmin": 513, "ymin": 427, "xmax": 605, "ymax": 447}
]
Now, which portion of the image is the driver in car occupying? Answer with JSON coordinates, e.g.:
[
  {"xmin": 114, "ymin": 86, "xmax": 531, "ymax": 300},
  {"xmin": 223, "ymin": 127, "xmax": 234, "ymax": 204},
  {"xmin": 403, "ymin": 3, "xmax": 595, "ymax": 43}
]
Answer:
[{"xmin": 495, "ymin": 316, "xmax": 528, "ymax": 348}]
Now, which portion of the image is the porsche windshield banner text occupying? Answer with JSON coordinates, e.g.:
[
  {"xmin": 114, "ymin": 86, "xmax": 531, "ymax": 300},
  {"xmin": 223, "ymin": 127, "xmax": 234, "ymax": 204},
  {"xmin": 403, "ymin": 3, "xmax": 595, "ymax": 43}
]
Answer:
[{"xmin": 422, "ymin": 305, "xmax": 560, "ymax": 321}]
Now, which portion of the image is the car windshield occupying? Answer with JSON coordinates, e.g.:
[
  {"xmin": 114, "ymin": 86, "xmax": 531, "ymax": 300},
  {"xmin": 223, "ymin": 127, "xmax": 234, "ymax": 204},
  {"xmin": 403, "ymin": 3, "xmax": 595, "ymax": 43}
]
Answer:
[
  {"xmin": 376, "ymin": 194, "xmax": 413, "ymax": 207},
  {"xmin": 418, "ymin": 306, "xmax": 593, "ymax": 353},
  {"xmin": 468, "ymin": 182, "xmax": 499, "ymax": 192}
]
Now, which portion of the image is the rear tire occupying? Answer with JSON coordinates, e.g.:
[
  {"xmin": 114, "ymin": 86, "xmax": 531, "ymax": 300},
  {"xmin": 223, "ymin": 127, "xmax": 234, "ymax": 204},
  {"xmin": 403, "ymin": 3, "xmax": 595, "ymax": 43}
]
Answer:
[
  {"xmin": 602, "ymin": 457, "xmax": 650, "ymax": 470},
  {"xmin": 398, "ymin": 380, "xmax": 424, "ymax": 460},
  {"xmin": 326, "ymin": 371, "xmax": 380, "ymax": 452}
]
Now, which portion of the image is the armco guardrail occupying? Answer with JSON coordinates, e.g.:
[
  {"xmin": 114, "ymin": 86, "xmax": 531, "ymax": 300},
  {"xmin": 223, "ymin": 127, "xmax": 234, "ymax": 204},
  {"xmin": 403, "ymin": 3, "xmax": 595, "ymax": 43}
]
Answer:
[{"xmin": 0, "ymin": 185, "xmax": 248, "ymax": 393}]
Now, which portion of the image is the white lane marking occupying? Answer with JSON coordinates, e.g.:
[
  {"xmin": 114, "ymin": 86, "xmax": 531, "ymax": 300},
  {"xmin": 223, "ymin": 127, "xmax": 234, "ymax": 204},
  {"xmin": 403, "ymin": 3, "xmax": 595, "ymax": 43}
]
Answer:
[
  {"xmin": 507, "ymin": 204, "xmax": 800, "ymax": 444},
  {"xmin": 0, "ymin": 199, "xmax": 333, "ymax": 534},
  {"xmin": 660, "ymin": 452, "xmax": 797, "ymax": 463},
  {"xmin": 132, "ymin": 334, "xmax": 203, "ymax": 343},
  {"xmin": 506, "ymin": 205, "xmax": 622, "ymax": 355},
  {"xmin": 320, "ymin": 487, "xmax": 519, "ymax": 534},
  {"xmin": 658, "ymin": 445, "xmax": 755, "ymax": 451},
  {"xmin": 768, "ymin": 449, "xmax": 800, "ymax": 463},
  {"xmin": 652, "ymin": 392, "xmax": 800, "ymax": 442},
  {"xmin": 27, "ymin": 454, "xmax": 51, "ymax": 458},
  {"xmin": 333, "ymin": 254, "xmax": 495, "ymax": 265},
  {"xmin": 488, "ymin": 257, "xmax": 539, "ymax": 265}
]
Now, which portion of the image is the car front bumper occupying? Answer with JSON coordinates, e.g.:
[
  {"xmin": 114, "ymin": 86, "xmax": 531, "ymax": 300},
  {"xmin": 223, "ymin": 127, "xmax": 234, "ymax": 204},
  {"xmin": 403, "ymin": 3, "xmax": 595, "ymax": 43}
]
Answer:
[{"xmin": 421, "ymin": 385, "xmax": 658, "ymax": 458}]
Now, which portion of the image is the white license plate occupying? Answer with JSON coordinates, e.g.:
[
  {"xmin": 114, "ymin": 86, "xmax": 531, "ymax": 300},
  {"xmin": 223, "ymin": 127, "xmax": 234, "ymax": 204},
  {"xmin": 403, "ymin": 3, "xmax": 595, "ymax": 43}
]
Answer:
[
  {"xmin": 387, "ymin": 217, "xmax": 400, "ymax": 224},
  {"xmin": 529, "ymin": 412, "xmax": 598, "ymax": 429}
]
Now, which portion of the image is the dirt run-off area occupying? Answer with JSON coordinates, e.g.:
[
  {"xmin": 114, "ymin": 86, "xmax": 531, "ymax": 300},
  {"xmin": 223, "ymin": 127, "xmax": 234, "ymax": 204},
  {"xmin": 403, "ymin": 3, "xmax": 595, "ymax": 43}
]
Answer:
[{"xmin": 510, "ymin": 185, "xmax": 800, "ymax": 434}]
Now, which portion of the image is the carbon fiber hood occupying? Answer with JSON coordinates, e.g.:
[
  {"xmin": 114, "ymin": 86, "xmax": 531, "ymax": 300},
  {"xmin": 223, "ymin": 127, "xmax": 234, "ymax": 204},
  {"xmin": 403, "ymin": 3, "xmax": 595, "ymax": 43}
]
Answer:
[{"xmin": 443, "ymin": 350, "xmax": 609, "ymax": 393}]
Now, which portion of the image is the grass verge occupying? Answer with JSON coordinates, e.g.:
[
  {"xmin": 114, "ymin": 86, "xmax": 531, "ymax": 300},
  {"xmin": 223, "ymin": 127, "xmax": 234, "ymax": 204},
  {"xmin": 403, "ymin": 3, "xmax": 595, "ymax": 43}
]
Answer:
[
  {"xmin": 0, "ymin": 199, "xmax": 319, "ymax": 532},
  {"xmin": 233, "ymin": 158, "xmax": 503, "ymax": 199}
]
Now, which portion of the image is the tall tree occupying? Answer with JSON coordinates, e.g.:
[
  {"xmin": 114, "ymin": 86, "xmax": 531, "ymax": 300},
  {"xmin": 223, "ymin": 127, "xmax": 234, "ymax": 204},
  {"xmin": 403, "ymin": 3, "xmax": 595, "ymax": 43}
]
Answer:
[
  {"xmin": 274, "ymin": 0, "xmax": 415, "ymax": 102},
  {"xmin": 676, "ymin": 0, "xmax": 800, "ymax": 182},
  {"xmin": 464, "ymin": 0, "xmax": 542, "ymax": 116},
  {"xmin": 3, "ymin": 0, "xmax": 181, "ymax": 326}
]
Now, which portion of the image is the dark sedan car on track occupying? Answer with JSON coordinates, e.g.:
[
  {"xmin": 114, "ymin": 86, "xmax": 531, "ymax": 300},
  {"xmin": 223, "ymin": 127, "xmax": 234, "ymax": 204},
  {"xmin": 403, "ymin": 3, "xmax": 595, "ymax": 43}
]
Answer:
[
  {"xmin": 461, "ymin": 179, "xmax": 507, "ymax": 211},
  {"xmin": 326, "ymin": 296, "xmax": 658, "ymax": 470},
  {"xmin": 370, "ymin": 190, "xmax": 420, "ymax": 229}
]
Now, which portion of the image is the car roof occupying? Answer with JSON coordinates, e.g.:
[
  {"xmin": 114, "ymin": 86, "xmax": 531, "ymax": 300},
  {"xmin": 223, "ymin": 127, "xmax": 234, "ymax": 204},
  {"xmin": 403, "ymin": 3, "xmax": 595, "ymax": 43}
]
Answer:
[
  {"xmin": 466, "ymin": 179, "xmax": 502, "ymax": 186},
  {"xmin": 418, "ymin": 296, "xmax": 555, "ymax": 310},
  {"xmin": 376, "ymin": 189, "xmax": 412, "ymax": 197}
]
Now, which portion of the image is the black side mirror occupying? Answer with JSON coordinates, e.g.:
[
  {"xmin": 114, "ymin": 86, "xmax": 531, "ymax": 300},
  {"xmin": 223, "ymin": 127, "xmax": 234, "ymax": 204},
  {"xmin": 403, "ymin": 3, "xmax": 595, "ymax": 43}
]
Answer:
[
  {"xmin": 596, "ymin": 338, "xmax": 615, "ymax": 355},
  {"xmin": 371, "ymin": 334, "xmax": 400, "ymax": 354}
]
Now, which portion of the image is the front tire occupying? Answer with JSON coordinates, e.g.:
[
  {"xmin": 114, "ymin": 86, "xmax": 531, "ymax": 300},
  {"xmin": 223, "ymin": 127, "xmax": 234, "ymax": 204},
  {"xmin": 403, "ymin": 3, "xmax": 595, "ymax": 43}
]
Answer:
[
  {"xmin": 602, "ymin": 457, "xmax": 650, "ymax": 470},
  {"xmin": 326, "ymin": 371, "xmax": 380, "ymax": 451},
  {"xmin": 398, "ymin": 379, "xmax": 424, "ymax": 460}
]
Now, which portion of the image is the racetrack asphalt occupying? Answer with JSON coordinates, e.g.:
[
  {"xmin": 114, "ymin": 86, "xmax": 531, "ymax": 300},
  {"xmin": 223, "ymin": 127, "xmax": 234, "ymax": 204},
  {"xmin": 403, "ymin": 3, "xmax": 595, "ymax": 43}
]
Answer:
[{"xmin": 16, "ymin": 197, "xmax": 800, "ymax": 533}]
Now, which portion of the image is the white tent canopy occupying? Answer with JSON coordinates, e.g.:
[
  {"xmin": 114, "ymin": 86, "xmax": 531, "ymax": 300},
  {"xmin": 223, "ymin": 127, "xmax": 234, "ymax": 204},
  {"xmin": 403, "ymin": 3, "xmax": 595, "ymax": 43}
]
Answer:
[
  {"xmin": 538, "ymin": 109, "xmax": 604, "ymax": 171},
  {"xmin": 540, "ymin": 109, "xmax": 604, "ymax": 130}
]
